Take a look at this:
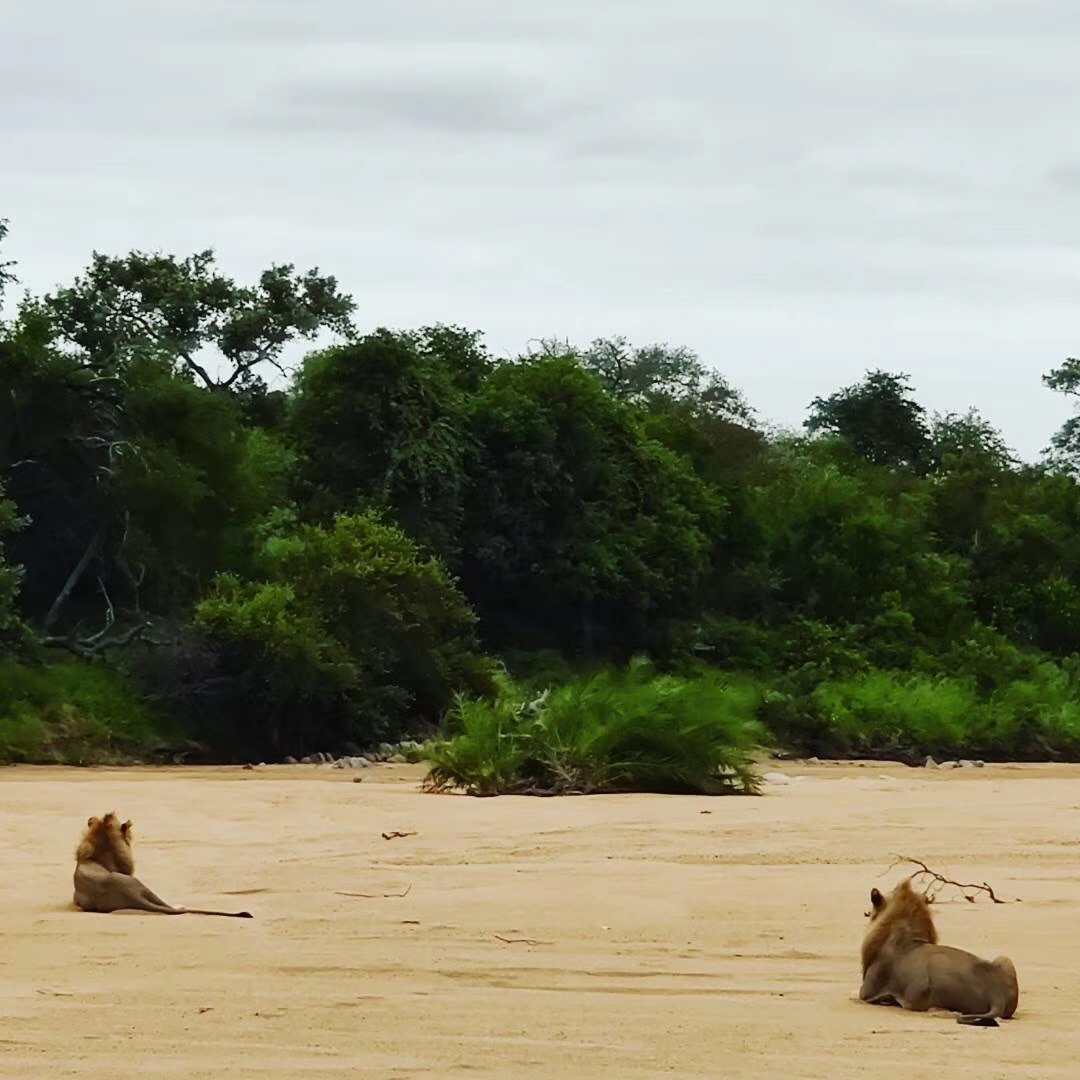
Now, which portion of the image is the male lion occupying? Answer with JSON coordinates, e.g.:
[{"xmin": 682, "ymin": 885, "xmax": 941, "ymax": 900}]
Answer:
[
  {"xmin": 859, "ymin": 877, "xmax": 1018, "ymax": 1026},
  {"xmin": 74, "ymin": 812, "xmax": 253, "ymax": 919}
]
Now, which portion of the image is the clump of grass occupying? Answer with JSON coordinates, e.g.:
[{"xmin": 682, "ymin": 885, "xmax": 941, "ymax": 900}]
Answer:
[
  {"xmin": 0, "ymin": 658, "xmax": 164, "ymax": 765},
  {"xmin": 422, "ymin": 659, "xmax": 766, "ymax": 796},
  {"xmin": 761, "ymin": 663, "xmax": 1080, "ymax": 762},
  {"xmin": 809, "ymin": 671, "xmax": 981, "ymax": 759}
]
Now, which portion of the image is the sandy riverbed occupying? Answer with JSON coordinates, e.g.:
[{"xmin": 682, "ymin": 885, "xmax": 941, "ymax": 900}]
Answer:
[{"xmin": 1, "ymin": 758, "xmax": 1077, "ymax": 1078}]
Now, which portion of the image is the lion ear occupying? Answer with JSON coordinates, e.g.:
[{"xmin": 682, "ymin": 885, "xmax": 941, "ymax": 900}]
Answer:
[{"xmin": 870, "ymin": 888, "xmax": 885, "ymax": 909}]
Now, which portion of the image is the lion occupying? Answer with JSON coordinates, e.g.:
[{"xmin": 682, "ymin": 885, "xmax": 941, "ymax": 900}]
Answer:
[
  {"xmin": 74, "ymin": 812, "xmax": 253, "ymax": 919},
  {"xmin": 859, "ymin": 876, "xmax": 1018, "ymax": 1026}
]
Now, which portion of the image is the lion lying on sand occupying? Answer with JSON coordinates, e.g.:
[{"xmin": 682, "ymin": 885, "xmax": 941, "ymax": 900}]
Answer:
[
  {"xmin": 74, "ymin": 812, "xmax": 253, "ymax": 919},
  {"xmin": 859, "ymin": 877, "xmax": 1017, "ymax": 1026}
]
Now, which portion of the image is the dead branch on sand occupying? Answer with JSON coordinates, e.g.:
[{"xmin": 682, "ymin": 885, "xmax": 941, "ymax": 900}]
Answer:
[
  {"xmin": 887, "ymin": 855, "xmax": 1014, "ymax": 904},
  {"xmin": 336, "ymin": 884, "xmax": 413, "ymax": 899},
  {"xmin": 495, "ymin": 934, "xmax": 551, "ymax": 946},
  {"xmin": 381, "ymin": 830, "xmax": 417, "ymax": 841}
]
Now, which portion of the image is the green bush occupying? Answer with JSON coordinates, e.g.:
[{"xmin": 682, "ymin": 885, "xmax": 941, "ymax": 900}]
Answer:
[
  {"xmin": 808, "ymin": 672, "xmax": 981, "ymax": 759},
  {"xmin": 192, "ymin": 510, "xmax": 495, "ymax": 758},
  {"xmin": 0, "ymin": 659, "xmax": 163, "ymax": 764},
  {"xmin": 423, "ymin": 660, "xmax": 766, "ymax": 796},
  {"xmin": 761, "ymin": 664, "xmax": 1080, "ymax": 762}
]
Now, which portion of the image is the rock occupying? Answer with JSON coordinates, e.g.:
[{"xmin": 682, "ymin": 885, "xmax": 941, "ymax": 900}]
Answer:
[
  {"xmin": 331, "ymin": 758, "xmax": 346, "ymax": 769},
  {"xmin": 242, "ymin": 763, "xmax": 254, "ymax": 770},
  {"xmin": 363, "ymin": 753, "xmax": 379, "ymax": 763},
  {"xmin": 924, "ymin": 756, "xmax": 937, "ymax": 769},
  {"xmin": 807, "ymin": 756, "xmax": 820, "ymax": 764},
  {"xmin": 762, "ymin": 771, "xmax": 790, "ymax": 785},
  {"xmin": 377, "ymin": 742, "xmax": 395, "ymax": 758},
  {"xmin": 938, "ymin": 760, "xmax": 958, "ymax": 770},
  {"xmin": 389, "ymin": 753, "xmax": 407, "ymax": 764},
  {"xmin": 958, "ymin": 759, "xmax": 975, "ymax": 769},
  {"xmin": 299, "ymin": 755, "xmax": 314, "ymax": 764},
  {"xmin": 974, "ymin": 760, "xmax": 985, "ymax": 768},
  {"xmin": 349, "ymin": 756, "xmax": 369, "ymax": 768},
  {"xmin": 352, "ymin": 776, "xmax": 363, "ymax": 783},
  {"xmin": 336, "ymin": 741, "xmax": 363, "ymax": 758},
  {"xmin": 283, "ymin": 755, "xmax": 298, "ymax": 764}
]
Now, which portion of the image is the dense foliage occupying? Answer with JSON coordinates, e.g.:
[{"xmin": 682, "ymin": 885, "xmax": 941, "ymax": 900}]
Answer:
[
  {"xmin": 424, "ymin": 660, "xmax": 765, "ymax": 796},
  {"xmin": 5, "ymin": 219, "xmax": 1080, "ymax": 787}
]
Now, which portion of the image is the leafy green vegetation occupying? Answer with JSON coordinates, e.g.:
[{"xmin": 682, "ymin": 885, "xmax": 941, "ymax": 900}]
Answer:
[
  {"xmin": 424, "ymin": 662, "xmax": 765, "ymax": 796},
  {"xmin": 185, "ymin": 510, "xmax": 495, "ymax": 759},
  {"xmin": 5, "ymin": 218, "xmax": 1080, "ymax": 783},
  {"xmin": 0, "ymin": 658, "xmax": 165, "ymax": 764}
]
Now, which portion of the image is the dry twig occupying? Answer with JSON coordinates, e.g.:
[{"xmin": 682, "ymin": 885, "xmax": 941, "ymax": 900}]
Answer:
[
  {"xmin": 381, "ymin": 830, "xmax": 417, "ymax": 841},
  {"xmin": 336, "ymin": 884, "xmax": 413, "ymax": 899},
  {"xmin": 494, "ymin": 934, "xmax": 551, "ymax": 946},
  {"xmin": 887, "ymin": 855, "xmax": 1013, "ymax": 904}
]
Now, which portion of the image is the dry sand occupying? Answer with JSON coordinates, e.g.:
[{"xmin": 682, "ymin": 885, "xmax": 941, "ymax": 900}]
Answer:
[{"xmin": 1, "ymin": 758, "xmax": 1078, "ymax": 1078}]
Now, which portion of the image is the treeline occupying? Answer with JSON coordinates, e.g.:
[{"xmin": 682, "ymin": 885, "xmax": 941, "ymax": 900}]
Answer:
[{"xmin": 3, "ymin": 218, "xmax": 1080, "ymax": 774}]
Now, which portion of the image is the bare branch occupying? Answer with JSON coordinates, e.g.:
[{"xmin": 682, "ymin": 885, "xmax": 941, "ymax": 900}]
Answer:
[
  {"xmin": 82, "ymin": 576, "xmax": 116, "ymax": 646},
  {"xmin": 886, "ymin": 855, "xmax": 1014, "ymax": 904},
  {"xmin": 43, "ymin": 532, "xmax": 101, "ymax": 632},
  {"xmin": 335, "ymin": 884, "xmax": 413, "ymax": 899}
]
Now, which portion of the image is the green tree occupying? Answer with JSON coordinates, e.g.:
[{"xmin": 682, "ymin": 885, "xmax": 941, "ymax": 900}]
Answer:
[
  {"xmin": 565, "ymin": 335, "xmax": 753, "ymax": 424},
  {"xmin": 961, "ymin": 466, "xmax": 1080, "ymax": 655},
  {"xmin": 36, "ymin": 248, "xmax": 356, "ymax": 396},
  {"xmin": 929, "ymin": 408, "xmax": 1015, "ymax": 474},
  {"xmin": 461, "ymin": 354, "xmax": 726, "ymax": 657},
  {"xmin": 0, "ymin": 309, "xmax": 289, "ymax": 640},
  {"xmin": 1043, "ymin": 357, "xmax": 1080, "ymax": 471},
  {"xmin": 288, "ymin": 328, "xmax": 473, "ymax": 559},
  {"xmin": 0, "ymin": 311, "xmax": 129, "ymax": 637},
  {"xmin": 743, "ymin": 439, "xmax": 972, "ymax": 659},
  {"xmin": 927, "ymin": 410, "xmax": 1016, "ymax": 566},
  {"xmin": 191, "ymin": 511, "xmax": 493, "ymax": 758},
  {"xmin": 805, "ymin": 369, "xmax": 930, "ymax": 471},
  {"xmin": 115, "ymin": 352, "xmax": 294, "ymax": 610}
]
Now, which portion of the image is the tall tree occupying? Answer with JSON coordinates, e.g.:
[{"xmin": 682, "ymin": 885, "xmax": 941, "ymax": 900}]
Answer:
[
  {"xmin": 928, "ymin": 408, "xmax": 1015, "ymax": 474},
  {"xmin": 0, "ymin": 307, "xmax": 290, "ymax": 644},
  {"xmin": 805, "ymin": 369, "xmax": 930, "ymax": 472},
  {"xmin": 461, "ymin": 354, "xmax": 726, "ymax": 657},
  {"xmin": 559, "ymin": 335, "xmax": 754, "ymax": 425},
  {"xmin": 1042, "ymin": 357, "xmax": 1080, "ymax": 472},
  {"xmin": 287, "ymin": 327, "xmax": 474, "ymax": 560},
  {"xmin": 35, "ymin": 248, "xmax": 356, "ymax": 395}
]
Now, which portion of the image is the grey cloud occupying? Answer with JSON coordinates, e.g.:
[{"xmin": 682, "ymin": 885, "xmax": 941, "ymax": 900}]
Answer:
[{"xmin": 264, "ymin": 71, "xmax": 587, "ymax": 138}]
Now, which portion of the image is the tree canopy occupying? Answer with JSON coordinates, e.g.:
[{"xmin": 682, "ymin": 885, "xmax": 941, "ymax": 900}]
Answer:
[{"xmin": 2, "ymin": 218, "xmax": 1080, "ymax": 771}]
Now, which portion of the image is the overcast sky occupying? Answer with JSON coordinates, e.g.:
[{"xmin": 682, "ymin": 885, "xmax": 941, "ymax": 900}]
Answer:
[{"xmin": 3, "ymin": 0, "xmax": 1079, "ymax": 460}]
